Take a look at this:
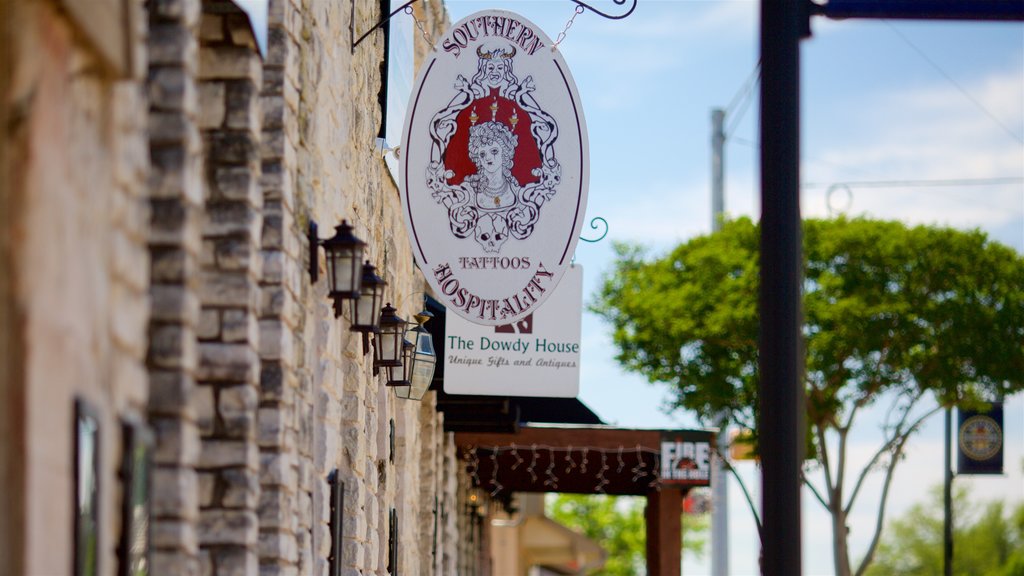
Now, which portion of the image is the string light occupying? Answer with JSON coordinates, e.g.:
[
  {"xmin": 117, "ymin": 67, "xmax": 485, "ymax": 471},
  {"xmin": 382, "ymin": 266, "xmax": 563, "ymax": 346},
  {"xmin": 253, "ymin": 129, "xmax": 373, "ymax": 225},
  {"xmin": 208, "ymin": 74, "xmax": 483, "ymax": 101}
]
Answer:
[
  {"xmin": 457, "ymin": 443, "xmax": 680, "ymax": 495},
  {"xmin": 544, "ymin": 447, "xmax": 559, "ymax": 489},
  {"xmin": 510, "ymin": 443, "xmax": 524, "ymax": 470}
]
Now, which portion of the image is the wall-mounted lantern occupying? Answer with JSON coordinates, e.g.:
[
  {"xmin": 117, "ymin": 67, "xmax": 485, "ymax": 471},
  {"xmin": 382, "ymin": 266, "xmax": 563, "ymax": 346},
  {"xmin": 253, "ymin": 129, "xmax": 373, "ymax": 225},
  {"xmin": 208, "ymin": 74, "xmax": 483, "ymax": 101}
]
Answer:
[
  {"xmin": 374, "ymin": 303, "xmax": 406, "ymax": 371},
  {"xmin": 386, "ymin": 338, "xmax": 415, "ymax": 393},
  {"xmin": 351, "ymin": 262, "xmax": 386, "ymax": 334},
  {"xmin": 309, "ymin": 220, "xmax": 366, "ymax": 317},
  {"xmin": 393, "ymin": 307, "xmax": 436, "ymax": 401}
]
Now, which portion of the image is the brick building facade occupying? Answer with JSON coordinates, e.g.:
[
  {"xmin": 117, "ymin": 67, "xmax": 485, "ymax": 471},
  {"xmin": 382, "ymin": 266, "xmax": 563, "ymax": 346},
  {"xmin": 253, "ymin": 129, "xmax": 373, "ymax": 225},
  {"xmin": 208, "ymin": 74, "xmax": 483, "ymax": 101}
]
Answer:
[{"xmin": 0, "ymin": 0, "xmax": 481, "ymax": 574}]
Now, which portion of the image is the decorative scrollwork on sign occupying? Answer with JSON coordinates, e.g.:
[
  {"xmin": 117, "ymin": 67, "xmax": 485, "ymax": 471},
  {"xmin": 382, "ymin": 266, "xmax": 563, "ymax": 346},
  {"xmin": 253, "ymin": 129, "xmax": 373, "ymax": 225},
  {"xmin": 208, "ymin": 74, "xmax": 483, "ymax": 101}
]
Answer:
[
  {"xmin": 570, "ymin": 0, "xmax": 638, "ymax": 20},
  {"xmin": 579, "ymin": 216, "xmax": 609, "ymax": 243}
]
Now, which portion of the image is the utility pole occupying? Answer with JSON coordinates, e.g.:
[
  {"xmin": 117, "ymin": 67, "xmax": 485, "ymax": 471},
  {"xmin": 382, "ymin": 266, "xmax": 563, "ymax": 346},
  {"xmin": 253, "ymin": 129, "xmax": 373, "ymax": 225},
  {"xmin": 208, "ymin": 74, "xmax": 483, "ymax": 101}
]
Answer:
[
  {"xmin": 944, "ymin": 408, "xmax": 953, "ymax": 576},
  {"xmin": 710, "ymin": 108, "xmax": 729, "ymax": 576}
]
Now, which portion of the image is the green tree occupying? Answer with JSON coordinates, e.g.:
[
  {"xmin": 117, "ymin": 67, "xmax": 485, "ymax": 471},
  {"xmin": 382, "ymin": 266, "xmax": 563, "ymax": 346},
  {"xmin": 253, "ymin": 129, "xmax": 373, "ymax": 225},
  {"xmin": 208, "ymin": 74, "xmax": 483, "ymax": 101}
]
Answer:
[
  {"xmin": 864, "ymin": 484, "xmax": 1024, "ymax": 575},
  {"xmin": 591, "ymin": 217, "xmax": 1024, "ymax": 576},
  {"xmin": 547, "ymin": 494, "xmax": 708, "ymax": 575}
]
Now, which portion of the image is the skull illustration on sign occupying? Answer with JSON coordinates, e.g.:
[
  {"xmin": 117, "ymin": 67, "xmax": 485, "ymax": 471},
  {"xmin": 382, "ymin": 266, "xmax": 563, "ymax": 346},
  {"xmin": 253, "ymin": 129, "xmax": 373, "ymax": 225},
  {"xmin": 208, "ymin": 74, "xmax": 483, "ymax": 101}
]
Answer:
[{"xmin": 474, "ymin": 213, "xmax": 509, "ymax": 253}]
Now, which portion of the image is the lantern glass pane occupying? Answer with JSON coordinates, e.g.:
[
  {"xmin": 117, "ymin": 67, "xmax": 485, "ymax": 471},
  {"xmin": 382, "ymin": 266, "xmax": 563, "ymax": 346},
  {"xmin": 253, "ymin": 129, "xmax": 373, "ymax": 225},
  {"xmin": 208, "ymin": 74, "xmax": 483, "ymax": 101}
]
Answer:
[
  {"xmin": 380, "ymin": 331, "xmax": 399, "ymax": 364},
  {"xmin": 330, "ymin": 251, "xmax": 355, "ymax": 295},
  {"xmin": 355, "ymin": 294, "xmax": 376, "ymax": 330}
]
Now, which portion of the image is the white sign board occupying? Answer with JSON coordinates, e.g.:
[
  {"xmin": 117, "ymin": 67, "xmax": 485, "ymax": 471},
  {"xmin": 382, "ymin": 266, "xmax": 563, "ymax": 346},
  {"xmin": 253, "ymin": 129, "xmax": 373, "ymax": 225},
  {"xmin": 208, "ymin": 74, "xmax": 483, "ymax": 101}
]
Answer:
[
  {"xmin": 443, "ymin": 265, "xmax": 583, "ymax": 397},
  {"xmin": 401, "ymin": 9, "xmax": 589, "ymax": 326}
]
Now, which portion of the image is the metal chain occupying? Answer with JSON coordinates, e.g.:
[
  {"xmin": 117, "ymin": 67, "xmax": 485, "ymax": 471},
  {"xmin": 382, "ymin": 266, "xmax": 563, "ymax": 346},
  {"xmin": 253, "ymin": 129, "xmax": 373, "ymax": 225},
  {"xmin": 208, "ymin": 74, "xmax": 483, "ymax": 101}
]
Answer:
[
  {"xmin": 405, "ymin": 5, "xmax": 434, "ymax": 48},
  {"xmin": 552, "ymin": 5, "xmax": 586, "ymax": 50}
]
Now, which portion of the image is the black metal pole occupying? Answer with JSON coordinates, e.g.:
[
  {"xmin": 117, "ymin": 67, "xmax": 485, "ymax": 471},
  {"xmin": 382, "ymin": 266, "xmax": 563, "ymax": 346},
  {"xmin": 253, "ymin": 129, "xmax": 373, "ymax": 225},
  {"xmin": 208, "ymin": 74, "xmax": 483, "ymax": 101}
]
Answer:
[
  {"xmin": 759, "ymin": 2, "xmax": 806, "ymax": 575},
  {"xmin": 944, "ymin": 408, "xmax": 953, "ymax": 576}
]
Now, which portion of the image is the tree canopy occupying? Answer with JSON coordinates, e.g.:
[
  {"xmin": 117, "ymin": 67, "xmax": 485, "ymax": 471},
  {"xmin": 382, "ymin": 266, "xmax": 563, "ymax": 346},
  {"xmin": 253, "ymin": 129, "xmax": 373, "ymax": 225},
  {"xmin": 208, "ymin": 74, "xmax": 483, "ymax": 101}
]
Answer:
[
  {"xmin": 591, "ymin": 216, "xmax": 1024, "ymax": 575},
  {"xmin": 864, "ymin": 483, "xmax": 1024, "ymax": 576},
  {"xmin": 547, "ymin": 494, "xmax": 707, "ymax": 576}
]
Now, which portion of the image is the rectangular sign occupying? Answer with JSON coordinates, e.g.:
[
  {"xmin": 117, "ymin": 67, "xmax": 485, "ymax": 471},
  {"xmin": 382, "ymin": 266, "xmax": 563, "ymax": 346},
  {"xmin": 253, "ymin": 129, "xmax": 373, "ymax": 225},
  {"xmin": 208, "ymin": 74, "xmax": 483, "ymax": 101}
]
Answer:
[
  {"xmin": 957, "ymin": 402, "xmax": 1004, "ymax": 475},
  {"xmin": 443, "ymin": 265, "xmax": 582, "ymax": 397},
  {"xmin": 660, "ymin": 431, "xmax": 713, "ymax": 487}
]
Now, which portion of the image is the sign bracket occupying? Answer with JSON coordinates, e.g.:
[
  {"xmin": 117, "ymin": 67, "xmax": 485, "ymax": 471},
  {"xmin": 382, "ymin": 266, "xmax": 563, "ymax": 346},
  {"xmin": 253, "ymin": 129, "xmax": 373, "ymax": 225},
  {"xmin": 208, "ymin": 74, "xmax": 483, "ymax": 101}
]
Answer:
[{"xmin": 351, "ymin": 0, "xmax": 638, "ymax": 51}]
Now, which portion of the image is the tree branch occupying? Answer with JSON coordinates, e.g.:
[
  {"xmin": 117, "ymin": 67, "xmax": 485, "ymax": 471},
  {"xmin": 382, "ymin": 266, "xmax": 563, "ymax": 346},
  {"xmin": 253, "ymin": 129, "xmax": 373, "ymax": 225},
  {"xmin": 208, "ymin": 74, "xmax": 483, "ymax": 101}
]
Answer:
[
  {"xmin": 711, "ymin": 445, "xmax": 763, "ymax": 543},
  {"xmin": 853, "ymin": 428, "xmax": 913, "ymax": 576},
  {"xmin": 844, "ymin": 399, "xmax": 942, "ymax": 517},
  {"xmin": 802, "ymin": 471, "xmax": 830, "ymax": 510}
]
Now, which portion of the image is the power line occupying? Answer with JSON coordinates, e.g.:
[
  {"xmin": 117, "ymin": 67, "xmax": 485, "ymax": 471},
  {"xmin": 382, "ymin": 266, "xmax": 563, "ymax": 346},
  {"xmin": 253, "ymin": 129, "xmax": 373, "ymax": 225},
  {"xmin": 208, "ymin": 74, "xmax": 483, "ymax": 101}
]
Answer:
[
  {"xmin": 803, "ymin": 177, "xmax": 1024, "ymax": 189},
  {"xmin": 884, "ymin": 20, "xmax": 1024, "ymax": 146}
]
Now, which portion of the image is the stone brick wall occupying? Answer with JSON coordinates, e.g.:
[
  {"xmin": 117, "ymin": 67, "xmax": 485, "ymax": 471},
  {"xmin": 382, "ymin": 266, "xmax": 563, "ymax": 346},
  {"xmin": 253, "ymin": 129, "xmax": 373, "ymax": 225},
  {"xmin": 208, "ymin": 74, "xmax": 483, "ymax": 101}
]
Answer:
[
  {"xmin": 196, "ymin": 3, "xmax": 264, "ymax": 573},
  {"xmin": 3, "ymin": 0, "xmax": 151, "ymax": 574},
  {"xmin": 147, "ymin": 0, "xmax": 203, "ymax": 573},
  {"xmin": 2, "ymin": 0, "xmax": 471, "ymax": 573}
]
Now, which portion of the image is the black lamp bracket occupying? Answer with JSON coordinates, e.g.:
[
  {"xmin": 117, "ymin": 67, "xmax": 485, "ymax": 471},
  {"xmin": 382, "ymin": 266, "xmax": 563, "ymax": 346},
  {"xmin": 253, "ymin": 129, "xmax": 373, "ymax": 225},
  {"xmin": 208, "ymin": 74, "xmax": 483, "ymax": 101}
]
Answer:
[
  {"xmin": 350, "ymin": 0, "xmax": 637, "ymax": 51},
  {"xmin": 308, "ymin": 221, "xmax": 320, "ymax": 284}
]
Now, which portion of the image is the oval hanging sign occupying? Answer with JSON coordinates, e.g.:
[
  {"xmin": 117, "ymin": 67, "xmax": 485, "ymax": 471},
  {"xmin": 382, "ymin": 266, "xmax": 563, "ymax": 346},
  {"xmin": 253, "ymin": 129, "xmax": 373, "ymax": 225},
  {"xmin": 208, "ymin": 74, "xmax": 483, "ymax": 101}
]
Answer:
[{"xmin": 401, "ymin": 9, "xmax": 589, "ymax": 326}]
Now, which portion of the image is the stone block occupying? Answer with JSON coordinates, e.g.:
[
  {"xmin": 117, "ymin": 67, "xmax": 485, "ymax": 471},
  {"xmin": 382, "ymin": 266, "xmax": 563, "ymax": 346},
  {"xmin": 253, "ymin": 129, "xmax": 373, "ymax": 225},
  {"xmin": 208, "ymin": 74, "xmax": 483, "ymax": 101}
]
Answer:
[
  {"xmin": 259, "ymin": 364, "xmax": 285, "ymax": 402},
  {"xmin": 261, "ymin": 127, "xmax": 285, "ymax": 161},
  {"xmin": 259, "ymin": 318, "xmax": 293, "ymax": 362},
  {"xmin": 260, "ymin": 564, "xmax": 299, "ymax": 576},
  {"xmin": 151, "ymin": 284, "xmax": 201, "ymax": 323},
  {"xmin": 199, "ymin": 13, "xmax": 225, "ymax": 42},
  {"xmin": 199, "ymin": 510, "xmax": 259, "ymax": 546},
  {"xmin": 149, "ymin": 143, "xmax": 202, "ymax": 203},
  {"xmin": 153, "ymin": 417, "xmax": 201, "ymax": 465},
  {"xmin": 264, "ymin": 27, "xmax": 290, "ymax": 68},
  {"xmin": 151, "ymin": 110, "xmax": 192, "ymax": 145},
  {"xmin": 198, "ymin": 81, "xmax": 226, "ymax": 129},
  {"xmin": 151, "ymin": 551, "xmax": 200, "ymax": 576},
  {"xmin": 261, "ymin": 65, "xmax": 284, "ymax": 94},
  {"xmin": 198, "ymin": 342, "xmax": 259, "ymax": 383},
  {"xmin": 260, "ymin": 250, "xmax": 284, "ymax": 284},
  {"xmin": 259, "ymin": 451, "xmax": 297, "ymax": 488},
  {"xmin": 151, "ymin": 0, "xmax": 202, "ymax": 24},
  {"xmin": 195, "ymin": 384, "xmax": 216, "ymax": 435},
  {"xmin": 227, "ymin": 13, "xmax": 258, "ymax": 49},
  {"xmin": 200, "ymin": 239, "xmax": 217, "ymax": 268},
  {"xmin": 220, "ymin": 384, "xmax": 259, "ymax": 437},
  {"xmin": 199, "ymin": 271, "xmax": 257, "ymax": 309},
  {"xmin": 204, "ymin": 201, "xmax": 260, "ymax": 239},
  {"xmin": 222, "ymin": 308, "xmax": 258, "ymax": 343},
  {"xmin": 261, "ymin": 95, "xmax": 284, "ymax": 131},
  {"xmin": 259, "ymin": 530, "xmax": 298, "ymax": 564},
  {"xmin": 197, "ymin": 309, "xmax": 220, "ymax": 340},
  {"xmin": 149, "ymin": 198, "xmax": 193, "ymax": 244},
  {"xmin": 200, "ymin": 46, "xmax": 262, "ymax": 80},
  {"xmin": 149, "ymin": 370, "xmax": 196, "ymax": 417},
  {"xmin": 257, "ymin": 486, "xmax": 293, "ymax": 529},
  {"xmin": 151, "ymin": 518, "xmax": 198, "ymax": 551},
  {"xmin": 149, "ymin": 66, "xmax": 195, "ymax": 112},
  {"xmin": 226, "ymin": 80, "xmax": 260, "ymax": 131},
  {"xmin": 257, "ymin": 406, "xmax": 286, "ymax": 448},
  {"xmin": 150, "ymin": 23, "xmax": 197, "ymax": 66},
  {"xmin": 208, "ymin": 130, "xmax": 259, "ymax": 165},
  {"xmin": 212, "ymin": 547, "xmax": 259, "ymax": 576},
  {"xmin": 151, "ymin": 248, "xmax": 196, "ymax": 283},
  {"xmin": 215, "ymin": 165, "xmax": 259, "ymax": 204},
  {"xmin": 222, "ymin": 467, "xmax": 260, "ymax": 508},
  {"xmin": 216, "ymin": 237, "xmax": 257, "ymax": 272},
  {"xmin": 199, "ymin": 471, "xmax": 217, "ymax": 507},
  {"xmin": 148, "ymin": 323, "xmax": 198, "ymax": 370},
  {"xmin": 199, "ymin": 439, "xmax": 259, "ymax": 469},
  {"xmin": 151, "ymin": 466, "xmax": 199, "ymax": 518}
]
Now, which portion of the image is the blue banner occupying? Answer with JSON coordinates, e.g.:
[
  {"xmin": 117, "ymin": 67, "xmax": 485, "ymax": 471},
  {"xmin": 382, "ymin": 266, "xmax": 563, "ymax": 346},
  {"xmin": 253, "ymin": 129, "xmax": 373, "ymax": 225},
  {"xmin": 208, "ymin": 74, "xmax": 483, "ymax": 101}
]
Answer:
[{"xmin": 957, "ymin": 402, "xmax": 1004, "ymax": 475}]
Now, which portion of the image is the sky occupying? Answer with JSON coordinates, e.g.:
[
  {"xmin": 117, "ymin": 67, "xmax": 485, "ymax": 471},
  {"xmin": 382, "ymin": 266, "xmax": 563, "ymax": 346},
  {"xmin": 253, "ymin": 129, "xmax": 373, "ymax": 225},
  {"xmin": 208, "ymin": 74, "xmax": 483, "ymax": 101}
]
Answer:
[{"xmin": 440, "ymin": 1, "xmax": 1024, "ymax": 575}]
